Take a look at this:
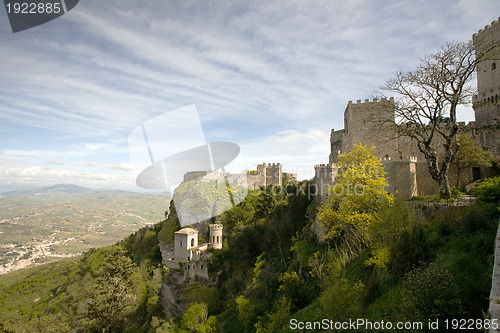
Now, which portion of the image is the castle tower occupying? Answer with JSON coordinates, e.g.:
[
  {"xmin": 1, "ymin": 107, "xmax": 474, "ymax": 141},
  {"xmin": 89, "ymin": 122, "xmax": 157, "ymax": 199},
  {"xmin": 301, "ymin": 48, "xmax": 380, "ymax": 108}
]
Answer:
[
  {"xmin": 174, "ymin": 227, "xmax": 198, "ymax": 261},
  {"xmin": 314, "ymin": 164, "xmax": 338, "ymax": 200},
  {"xmin": 266, "ymin": 163, "xmax": 282, "ymax": 186},
  {"xmin": 380, "ymin": 157, "xmax": 418, "ymax": 199},
  {"xmin": 209, "ymin": 224, "xmax": 223, "ymax": 249},
  {"xmin": 473, "ymin": 17, "xmax": 500, "ymax": 126},
  {"xmin": 330, "ymin": 98, "xmax": 397, "ymax": 163}
]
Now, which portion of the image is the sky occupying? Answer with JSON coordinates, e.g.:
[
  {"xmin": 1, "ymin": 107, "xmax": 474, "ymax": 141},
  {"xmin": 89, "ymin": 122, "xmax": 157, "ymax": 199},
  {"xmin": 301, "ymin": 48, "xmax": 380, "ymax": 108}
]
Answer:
[{"xmin": 0, "ymin": 0, "xmax": 499, "ymax": 192}]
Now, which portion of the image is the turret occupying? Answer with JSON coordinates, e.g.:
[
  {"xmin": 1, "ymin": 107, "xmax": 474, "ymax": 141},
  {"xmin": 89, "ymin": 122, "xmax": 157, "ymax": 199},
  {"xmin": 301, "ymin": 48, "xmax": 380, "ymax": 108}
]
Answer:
[{"xmin": 209, "ymin": 224, "xmax": 223, "ymax": 249}]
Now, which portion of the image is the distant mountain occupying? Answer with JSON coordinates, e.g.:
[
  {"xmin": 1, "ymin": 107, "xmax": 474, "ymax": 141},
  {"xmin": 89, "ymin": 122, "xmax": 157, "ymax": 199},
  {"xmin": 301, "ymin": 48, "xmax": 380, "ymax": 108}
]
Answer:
[{"xmin": 1, "ymin": 184, "xmax": 95, "ymax": 196}]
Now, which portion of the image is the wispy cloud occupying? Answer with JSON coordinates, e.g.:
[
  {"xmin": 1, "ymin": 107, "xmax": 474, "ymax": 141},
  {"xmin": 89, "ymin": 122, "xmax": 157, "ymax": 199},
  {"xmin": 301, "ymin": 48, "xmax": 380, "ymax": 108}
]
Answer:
[
  {"xmin": 0, "ymin": 0, "xmax": 499, "ymax": 188},
  {"xmin": 0, "ymin": 165, "xmax": 135, "ymax": 188}
]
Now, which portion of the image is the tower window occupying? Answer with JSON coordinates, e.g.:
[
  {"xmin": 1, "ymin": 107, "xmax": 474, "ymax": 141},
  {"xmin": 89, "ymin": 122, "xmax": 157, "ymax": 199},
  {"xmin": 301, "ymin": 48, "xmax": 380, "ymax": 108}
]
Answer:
[
  {"xmin": 217, "ymin": 235, "xmax": 220, "ymax": 243},
  {"xmin": 493, "ymin": 63, "xmax": 497, "ymax": 70},
  {"xmin": 191, "ymin": 238, "xmax": 194, "ymax": 247},
  {"xmin": 180, "ymin": 241, "xmax": 182, "ymax": 246}
]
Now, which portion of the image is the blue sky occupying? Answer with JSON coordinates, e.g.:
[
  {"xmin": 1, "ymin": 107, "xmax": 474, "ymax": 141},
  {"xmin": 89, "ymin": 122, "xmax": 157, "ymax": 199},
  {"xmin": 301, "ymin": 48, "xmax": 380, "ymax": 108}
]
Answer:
[{"xmin": 0, "ymin": 0, "xmax": 499, "ymax": 191}]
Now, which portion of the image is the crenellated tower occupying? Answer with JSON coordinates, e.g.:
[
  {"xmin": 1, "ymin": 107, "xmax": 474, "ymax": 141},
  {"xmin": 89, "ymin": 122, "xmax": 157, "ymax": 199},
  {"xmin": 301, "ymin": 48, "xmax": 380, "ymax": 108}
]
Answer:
[
  {"xmin": 314, "ymin": 164, "xmax": 338, "ymax": 200},
  {"xmin": 330, "ymin": 97, "xmax": 397, "ymax": 163},
  {"xmin": 473, "ymin": 17, "xmax": 500, "ymax": 126},
  {"xmin": 266, "ymin": 163, "xmax": 282, "ymax": 186}
]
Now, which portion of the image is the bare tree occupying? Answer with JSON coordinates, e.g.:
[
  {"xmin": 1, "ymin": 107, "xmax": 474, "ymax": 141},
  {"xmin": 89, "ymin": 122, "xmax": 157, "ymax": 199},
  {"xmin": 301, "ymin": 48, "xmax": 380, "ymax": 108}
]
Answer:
[{"xmin": 382, "ymin": 41, "xmax": 492, "ymax": 199}]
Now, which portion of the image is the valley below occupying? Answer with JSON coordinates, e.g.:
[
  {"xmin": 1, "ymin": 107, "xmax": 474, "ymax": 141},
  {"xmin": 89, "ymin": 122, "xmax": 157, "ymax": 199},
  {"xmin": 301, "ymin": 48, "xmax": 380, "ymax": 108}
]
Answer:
[{"xmin": 0, "ymin": 185, "xmax": 169, "ymax": 273}]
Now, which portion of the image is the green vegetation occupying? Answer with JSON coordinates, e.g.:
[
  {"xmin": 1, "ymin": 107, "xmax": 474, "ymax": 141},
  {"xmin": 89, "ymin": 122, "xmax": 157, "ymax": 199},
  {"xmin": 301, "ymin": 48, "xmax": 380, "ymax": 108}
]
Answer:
[
  {"xmin": 0, "ymin": 158, "xmax": 498, "ymax": 332},
  {"xmin": 473, "ymin": 176, "xmax": 500, "ymax": 203},
  {"xmin": 0, "ymin": 222, "xmax": 165, "ymax": 332},
  {"xmin": 453, "ymin": 134, "xmax": 494, "ymax": 187},
  {"xmin": 318, "ymin": 144, "xmax": 392, "ymax": 242}
]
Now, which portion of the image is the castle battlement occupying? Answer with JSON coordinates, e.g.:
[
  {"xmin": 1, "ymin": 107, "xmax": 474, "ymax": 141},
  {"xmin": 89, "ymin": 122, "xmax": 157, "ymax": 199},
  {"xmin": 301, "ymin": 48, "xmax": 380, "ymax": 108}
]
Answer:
[
  {"xmin": 209, "ymin": 223, "xmax": 223, "ymax": 229},
  {"xmin": 473, "ymin": 17, "xmax": 500, "ymax": 37},
  {"xmin": 314, "ymin": 164, "xmax": 335, "ymax": 168},
  {"xmin": 347, "ymin": 97, "xmax": 395, "ymax": 105},
  {"xmin": 473, "ymin": 95, "xmax": 500, "ymax": 106},
  {"xmin": 268, "ymin": 163, "xmax": 281, "ymax": 167},
  {"xmin": 379, "ymin": 156, "xmax": 418, "ymax": 162}
]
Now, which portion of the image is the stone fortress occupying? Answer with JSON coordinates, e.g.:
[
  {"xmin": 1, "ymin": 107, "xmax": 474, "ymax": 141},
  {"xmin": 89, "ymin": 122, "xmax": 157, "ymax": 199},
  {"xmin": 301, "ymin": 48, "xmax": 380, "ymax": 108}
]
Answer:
[
  {"xmin": 244, "ymin": 163, "xmax": 297, "ymax": 190},
  {"xmin": 184, "ymin": 162, "xmax": 297, "ymax": 190},
  {"xmin": 315, "ymin": 18, "xmax": 500, "ymax": 198},
  {"xmin": 165, "ymin": 223, "xmax": 223, "ymax": 279}
]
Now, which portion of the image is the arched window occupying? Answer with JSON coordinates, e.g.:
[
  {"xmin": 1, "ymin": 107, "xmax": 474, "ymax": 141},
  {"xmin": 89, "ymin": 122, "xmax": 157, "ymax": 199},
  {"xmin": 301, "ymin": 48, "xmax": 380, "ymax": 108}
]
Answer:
[
  {"xmin": 191, "ymin": 238, "xmax": 194, "ymax": 247},
  {"xmin": 212, "ymin": 236, "xmax": 215, "ymax": 243},
  {"xmin": 217, "ymin": 235, "xmax": 220, "ymax": 243},
  {"xmin": 493, "ymin": 62, "xmax": 497, "ymax": 70}
]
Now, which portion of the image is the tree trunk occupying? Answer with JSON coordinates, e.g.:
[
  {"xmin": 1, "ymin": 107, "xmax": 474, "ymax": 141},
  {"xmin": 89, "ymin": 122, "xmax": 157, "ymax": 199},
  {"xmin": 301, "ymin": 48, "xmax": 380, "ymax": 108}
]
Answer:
[
  {"xmin": 419, "ymin": 144, "xmax": 452, "ymax": 199},
  {"xmin": 438, "ymin": 172, "xmax": 451, "ymax": 199}
]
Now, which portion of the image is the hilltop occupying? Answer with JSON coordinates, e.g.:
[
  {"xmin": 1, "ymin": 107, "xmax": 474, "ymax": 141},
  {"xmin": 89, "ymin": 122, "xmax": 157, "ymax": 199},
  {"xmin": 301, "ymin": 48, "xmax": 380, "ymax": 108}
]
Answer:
[{"xmin": 1, "ymin": 184, "xmax": 95, "ymax": 197}]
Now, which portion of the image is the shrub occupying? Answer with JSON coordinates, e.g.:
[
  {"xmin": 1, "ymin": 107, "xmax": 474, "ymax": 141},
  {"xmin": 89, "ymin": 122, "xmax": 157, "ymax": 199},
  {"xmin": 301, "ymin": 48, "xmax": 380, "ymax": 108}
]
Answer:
[
  {"xmin": 473, "ymin": 177, "xmax": 500, "ymax": 203},
  {"xmin": 389, "ymin": 224, "xmax": 431, "ymax": 277},
  {"xmin": 400, "ymin": 262, "xmax": 464, "ymax": 324}
]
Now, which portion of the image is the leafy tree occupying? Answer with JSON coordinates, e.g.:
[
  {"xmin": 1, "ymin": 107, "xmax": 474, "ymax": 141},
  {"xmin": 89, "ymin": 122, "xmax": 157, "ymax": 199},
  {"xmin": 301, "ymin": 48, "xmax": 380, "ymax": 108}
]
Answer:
[
  {"xmin": 255, "ymin": 298, "xmax": 291, "ymax": 333},
  {"xmin": 400, "ymin": 262, "xmax": 464, "ymax": 323},
  {"xmin": 453, "ymin": 134, "xmax": 493, "ymax": 187},
  {"xmin": 308, "ymin": 250, "xmax": 331, "ymax": 284},
  {"xmin": 278, "ymin": 271, "xmax": 307, "ymax": 311},
  {"xmin": 318, "ymin": 144, "xmax": 392, "ymax": 245},
  {"xmin": 317, "ymin": 259, "xmax": 364, "ymax": 321},
  {"xmin": 84, "ymin": 247, "xmax": 137, "ymax": 332},
  {"xmin": 181, "ymin": 302, "xmax": 208, "ymax": 332},
  {"xmin": 365, "ymin": 202, "xmax": 416, "ymax": 269},
  {"xmin": 235, "ymin": 295, "xmax": 257, "ymax": 327},
  {"xmin": 181, "ymin": 285, "xmax": 220, "ymax": 314},
  {"xmin": 382, "ymin": 41, "xmax": 497, "ymax": 198}
]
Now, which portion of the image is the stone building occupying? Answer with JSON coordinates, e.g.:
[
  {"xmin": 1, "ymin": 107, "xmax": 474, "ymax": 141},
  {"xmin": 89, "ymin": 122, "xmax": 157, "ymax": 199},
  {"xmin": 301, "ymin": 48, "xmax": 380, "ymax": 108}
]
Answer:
[
  {"xmin": 166, "ymin": 224, "xmax": 223, "ymax": 279},
  {"xmin": 182, "ymin": 162, "xmax": 295, "ymax": 191},
  {"xmin": 318, "ymin": 18, "xmax": 500, "ymax": 198},
  {"xmin": 245, "ymin": 163, "xmax": 283, "ymax": 190}
]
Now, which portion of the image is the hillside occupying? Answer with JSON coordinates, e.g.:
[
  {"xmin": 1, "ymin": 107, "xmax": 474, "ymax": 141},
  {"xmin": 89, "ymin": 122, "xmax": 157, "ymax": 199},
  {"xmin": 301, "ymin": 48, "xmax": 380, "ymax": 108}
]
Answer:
[
  {"xmin": 0, "ymin": 179, "xmax": 499, "ymax": 332},
  {"xmin": 0, "ymin": 177, "xmax": 498, "ymax": 332},
  {"xmin": 0, "ymin": 184, "xmax": 170, "ymax": 273}
]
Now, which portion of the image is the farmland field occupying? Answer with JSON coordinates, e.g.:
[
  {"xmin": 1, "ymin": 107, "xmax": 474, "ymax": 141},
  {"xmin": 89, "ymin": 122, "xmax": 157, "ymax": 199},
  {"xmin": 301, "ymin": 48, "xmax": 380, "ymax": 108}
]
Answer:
[{"xmin": 0, "ymin": 185, "xmax": 170, "ymax": 273}]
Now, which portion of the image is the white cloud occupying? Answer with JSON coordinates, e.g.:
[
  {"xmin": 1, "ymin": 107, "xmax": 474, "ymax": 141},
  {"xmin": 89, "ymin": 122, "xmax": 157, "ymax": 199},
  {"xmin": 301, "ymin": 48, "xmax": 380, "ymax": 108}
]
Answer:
[
  {"xmin": 1, "ymin": 0, "xmax": 499, "ymax": 189},
  {"xmin": 0, "ymin": 165, "xmax": 135, "ymax": 189},
  {"xmin": 225, "ymin": 128, "xmax": 330, "ymax": 180}
]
